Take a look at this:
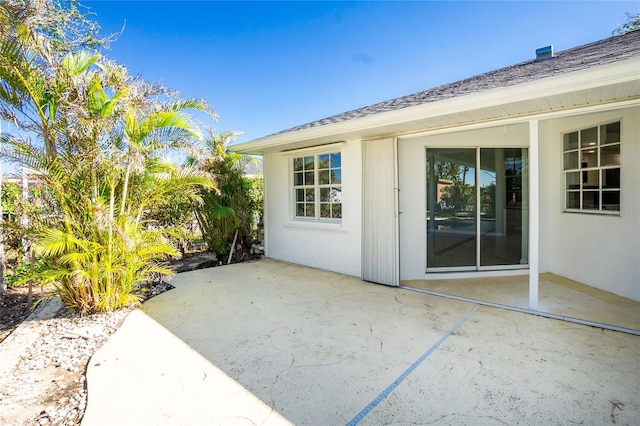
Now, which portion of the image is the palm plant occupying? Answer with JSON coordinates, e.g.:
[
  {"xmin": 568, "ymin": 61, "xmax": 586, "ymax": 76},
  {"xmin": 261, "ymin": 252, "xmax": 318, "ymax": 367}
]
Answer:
[
  {"xmin": 0, "ymin": 1, "xmax": 216, "ymax": 312},
  {"xmin": 4, "ymin": 66, "xmax": 213, "ymax": 312},
  {"xmin": 193, "ymin": 130, "xmax": 262, "ymax": 259}
]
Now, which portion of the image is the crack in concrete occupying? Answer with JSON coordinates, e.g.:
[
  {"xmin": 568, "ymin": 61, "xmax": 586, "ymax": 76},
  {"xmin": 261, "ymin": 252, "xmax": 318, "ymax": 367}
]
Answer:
[
  {"xmin": 369, "ymin": 322, "xmax": 383, "ymax": 352},
  {"xmin": 425, "ymin": 414, "xmax": 511, "ymax": 425},
  {"xmin": 347, "ymin": 305, "xmax": 480, "ymax": 425}
]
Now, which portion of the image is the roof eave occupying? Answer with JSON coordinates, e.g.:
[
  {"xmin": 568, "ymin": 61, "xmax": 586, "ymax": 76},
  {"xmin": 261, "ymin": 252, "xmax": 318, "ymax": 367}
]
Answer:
[{"xmin": 229, "ymin": 58, "xmax": 640, "ymax": 155}]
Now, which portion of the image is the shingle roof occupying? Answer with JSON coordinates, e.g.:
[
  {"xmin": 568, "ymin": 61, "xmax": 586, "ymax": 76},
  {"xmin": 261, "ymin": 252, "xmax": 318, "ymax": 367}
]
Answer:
[{"xmin": 269, "ymin": 31, "xmax": 640, "ymax": 137}]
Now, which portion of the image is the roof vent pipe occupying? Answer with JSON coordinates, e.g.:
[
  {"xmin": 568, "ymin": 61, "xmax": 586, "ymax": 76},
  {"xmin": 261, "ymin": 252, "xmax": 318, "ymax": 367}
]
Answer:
[{"xmin": 535, "ymin": 45, "xmax": 553, "ymax": 61}]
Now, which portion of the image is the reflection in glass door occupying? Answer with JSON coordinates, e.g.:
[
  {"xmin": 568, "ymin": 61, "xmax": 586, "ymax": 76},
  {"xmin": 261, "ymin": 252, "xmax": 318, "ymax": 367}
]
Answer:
[
  {"xmin": 479, "ymin": 149, "xmax": 528, "ymax": 266},
  {"xmin": 426, "ymin": 149, "xmax": 477, "ymax": 268},
  {"xmin": 426, "ymin": 148, "xmax": 528, "ymax": 271}
]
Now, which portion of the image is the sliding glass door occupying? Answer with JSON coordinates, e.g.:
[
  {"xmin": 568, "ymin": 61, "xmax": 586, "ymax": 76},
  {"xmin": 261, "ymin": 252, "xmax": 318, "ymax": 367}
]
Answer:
[
  {"xmin": 479, "ymin": 149, "xmax": 528, "ymax": 266},
  {"xmin": 426, "ymin": 148, "xmax": 528, "ymax": 271},
  {"xmin": 426, "ymin": 149, "xmax": 477, "ymax": 268}
]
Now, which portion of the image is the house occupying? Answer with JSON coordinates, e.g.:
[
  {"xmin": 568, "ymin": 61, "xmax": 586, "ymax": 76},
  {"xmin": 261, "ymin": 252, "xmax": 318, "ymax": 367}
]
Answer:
[{"xmin": 230, "ymin": 31, "xmax": 640, "ymax": 308}]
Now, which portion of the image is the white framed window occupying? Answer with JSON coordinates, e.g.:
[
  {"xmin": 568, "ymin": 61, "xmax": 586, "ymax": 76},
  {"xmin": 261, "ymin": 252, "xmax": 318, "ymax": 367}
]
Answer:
[
  {"xmin": 293, "ymin": 152, "xmax": 342, "ymax": 220},
  {"xmin": 563, "ymin": 121, "xmax": 620, "ymax": 213}
]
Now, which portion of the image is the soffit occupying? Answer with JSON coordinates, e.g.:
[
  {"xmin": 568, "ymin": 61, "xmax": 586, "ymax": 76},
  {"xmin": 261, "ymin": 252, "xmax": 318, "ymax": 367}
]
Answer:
[{"xmin": 231, "ymin": 60, "xmax": 640, "ymax": 155}]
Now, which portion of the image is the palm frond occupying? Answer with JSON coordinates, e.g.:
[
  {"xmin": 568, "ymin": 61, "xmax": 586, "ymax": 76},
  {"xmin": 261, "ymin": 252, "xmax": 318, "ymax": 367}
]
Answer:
[
  {"xmin": 61, "ymin": 50, "xmax": 100, "ymax": 76},
  {"xmin": 167, "ymin": 98, "xmax": 216, "ymax": 120},
  {"xmin": 34, "ymin": 227, "xmax": 85, "ymax": 257},
  {"xmin": 140, "ymin": 110, "xmax": 201, "ymax": 140}
]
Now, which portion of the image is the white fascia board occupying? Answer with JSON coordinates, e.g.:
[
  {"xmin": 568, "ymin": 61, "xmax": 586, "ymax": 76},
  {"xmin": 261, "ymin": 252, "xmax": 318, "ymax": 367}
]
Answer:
[
  {"xmin": 230, "ymin": 59, "xmax": 640, "ymax": 154},
  {"xmin": 399, "ymin": 98, "xmax": 640, "ymax": 140}
]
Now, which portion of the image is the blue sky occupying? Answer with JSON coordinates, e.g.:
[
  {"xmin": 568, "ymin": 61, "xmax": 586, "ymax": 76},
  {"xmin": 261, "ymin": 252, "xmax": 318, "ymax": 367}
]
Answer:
[{"xmin": 81, "ymin": 1, "xmax": 637, "ymax": 144}]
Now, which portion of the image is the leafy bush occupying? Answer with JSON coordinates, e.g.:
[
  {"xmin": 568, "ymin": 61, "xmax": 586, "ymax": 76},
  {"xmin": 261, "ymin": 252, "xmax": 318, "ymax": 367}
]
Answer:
[
  {"xmin": 193, "ymin": 131, "xmax": 263, "ymax": 259},
  {"xmin": 0, "ymin": 1, "xmax": 214, "ymax": 313},
  {"xmin": 5, "ymin": 257, "xmax": 47, "ymax": 288}
]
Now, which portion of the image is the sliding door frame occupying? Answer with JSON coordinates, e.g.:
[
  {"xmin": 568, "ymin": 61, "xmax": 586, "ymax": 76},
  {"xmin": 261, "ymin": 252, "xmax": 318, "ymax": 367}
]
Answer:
[{"xmin": 426, "ymin": 146, "xmax": 529, "ymax": 273}]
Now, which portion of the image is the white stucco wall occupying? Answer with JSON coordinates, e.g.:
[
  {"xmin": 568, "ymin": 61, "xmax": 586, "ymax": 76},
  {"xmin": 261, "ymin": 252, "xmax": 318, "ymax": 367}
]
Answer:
[
  {"xmin": 396, "ymin": 110, "xmax": 639, "ymax": 301},
  {"xmin": 539, "ymin": 107, "xmax": 640, "ymax": 301},
  {"xmin": 263, "ymin": 140, "xmax": 363, "ymax": 277},
  {"xmin": 262, "ymin": 107, "xmax": 639, "ymax": 301},
  {"xmin": 398, "ymin": 123, "xmax": 531, "ymax": 279}
]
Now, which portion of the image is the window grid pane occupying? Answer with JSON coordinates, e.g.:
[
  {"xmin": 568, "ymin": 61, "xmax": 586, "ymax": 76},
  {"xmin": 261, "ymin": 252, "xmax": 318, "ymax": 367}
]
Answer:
[
  {"xmin": 319, "ymin": 170, "xmax": 330, "ymax": 185},
  {"xmin": 582, "ymin": 191, "xmax": 599, "ymax": 210},
  {"xmin": 304, "ymin": 156, "xmax": 314, "ymax": 170},
  {"xmin": 304, "ymin": 171, "xmax": 314, "ymax": 185},
  {"xmin": 601, "ymin": 122, "xmax": 620, "ymax": 145},
  {"xmin": 580, "ymin": 127, "xmax": 598, "ymax": 148},
  {"xmin": 602, "ymin": 168, "xmax": 620, "ymax": 189},
  {"xmin": 563, "ymin": 132, "xmax": 578, "ymax": 150},
  {"xmin": 318, "ymin": 154, "xmax": 330, "ymax": 169},
  {"xmin": 331, "ymin": 169, "xmax": 342, "ymax": 184},
  {"xmin": 602, "ymin": 191, "xmax": 620, "ymax": 211},
  {"xmin": 333, "ymin": 203, "xmax": 342, "ymax": 218},
  {"xmin": 580, "ymin": 149, "xmax": 597, "ymax": 169},
  {"xmin": 600, "ymin": 144, "xmax": 620, "ymax": 166},
  {"xmin": 305, "ymin": 203, "xmax": 315, "ymax": 217},
  {"xmin": 566, "ymin": 192, "xmax": 580, "ymax": 209},
  {"xmin": 564, "ymin": 151, "xmax": 578, "ymax": 170},
  {"xmin": 566, "ymin": 172, "xmax": 580, "ymax": 190}
]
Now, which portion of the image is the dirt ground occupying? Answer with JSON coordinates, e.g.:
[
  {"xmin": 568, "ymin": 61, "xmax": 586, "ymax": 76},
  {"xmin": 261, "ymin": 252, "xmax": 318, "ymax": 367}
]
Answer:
[
  {"xmin": 0, "ymin": 251, "xmax": 257, "ymax": 425},
  {"xmin": 0, "ymin": 280, "xmax": 169, "ymax": 425},
  {"xmin": 0, "ymin": 284, "xmax": 56, "ymax": 343}
]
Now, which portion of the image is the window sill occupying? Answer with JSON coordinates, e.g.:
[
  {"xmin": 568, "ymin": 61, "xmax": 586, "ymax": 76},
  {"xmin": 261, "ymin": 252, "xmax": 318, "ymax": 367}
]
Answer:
[
  {"xmin": 563, "ymin": 209, "xmax": 620, "ymax": 217},
  {"xmin": 285, "ymin": 219, "xmax": 347, "ymax": 232}
]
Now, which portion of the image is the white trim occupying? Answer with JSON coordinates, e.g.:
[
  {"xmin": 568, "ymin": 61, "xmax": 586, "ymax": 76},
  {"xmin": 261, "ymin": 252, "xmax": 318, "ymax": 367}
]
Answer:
[
  {"xmin": 393, "ymin": 137, "xmax": 400, "ymax": 287},
  {"xmin": 427, "ymin": 266, "xmax": 478, "ymax": 273},
  {"xmin": 284, "ymin": 221, "xmax": 346, "ymax": 232},
  {"xmin": 262, "ymin": 157, "xmax": 269, "ymax": 257},
  {"xmin": 282, "ymin": 141, "xmax": 345, "ymax": 155},
  {"xmin": 475, "ymin": 147, "xmax": 481, "ymax": 268},
  {"xmin": 562, "ymin": 209, "xmax": 621, "ymax": 217},
  {"xmin": 421, "ymin": 268, "xmax": 529, "ymax": 280},
  {"xmin": 425, "ymin": 145, "xmax": 529, "ymax": 273},
  {"xmin": 427, "ymin": 265, "xmax": 530, "ymax": 274},
  {"xmin": 399, "ymin": 99, "xmax": 639, "ymax": 140},
  {"xmin": 290, "ymin": 150, "xmax": 343, "ymax": 222},
  {"xmin": 561, "ymin": 120, "xmax": 622, "ymax": 214},
  {"xmin": 231, "ymin": 60, "xmax": 640, "ymax": 154},
  {"xmin": 401, "ymin": 286, "xmax": 640, "ymax": 336},
  {"xmin": 528, "ymin": 120, "xmax": 539, "ymax": 310}
]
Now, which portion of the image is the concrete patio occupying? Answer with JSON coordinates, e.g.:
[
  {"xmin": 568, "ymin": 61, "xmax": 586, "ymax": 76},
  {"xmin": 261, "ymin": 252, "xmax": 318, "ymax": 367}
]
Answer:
[
  {"xmin": 404, "ymin": 273, "xmax": 640, "ymax": 333},
  {"xmin": 83, "ymin": 259, "xmax": 640, "ymax": 425}
]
